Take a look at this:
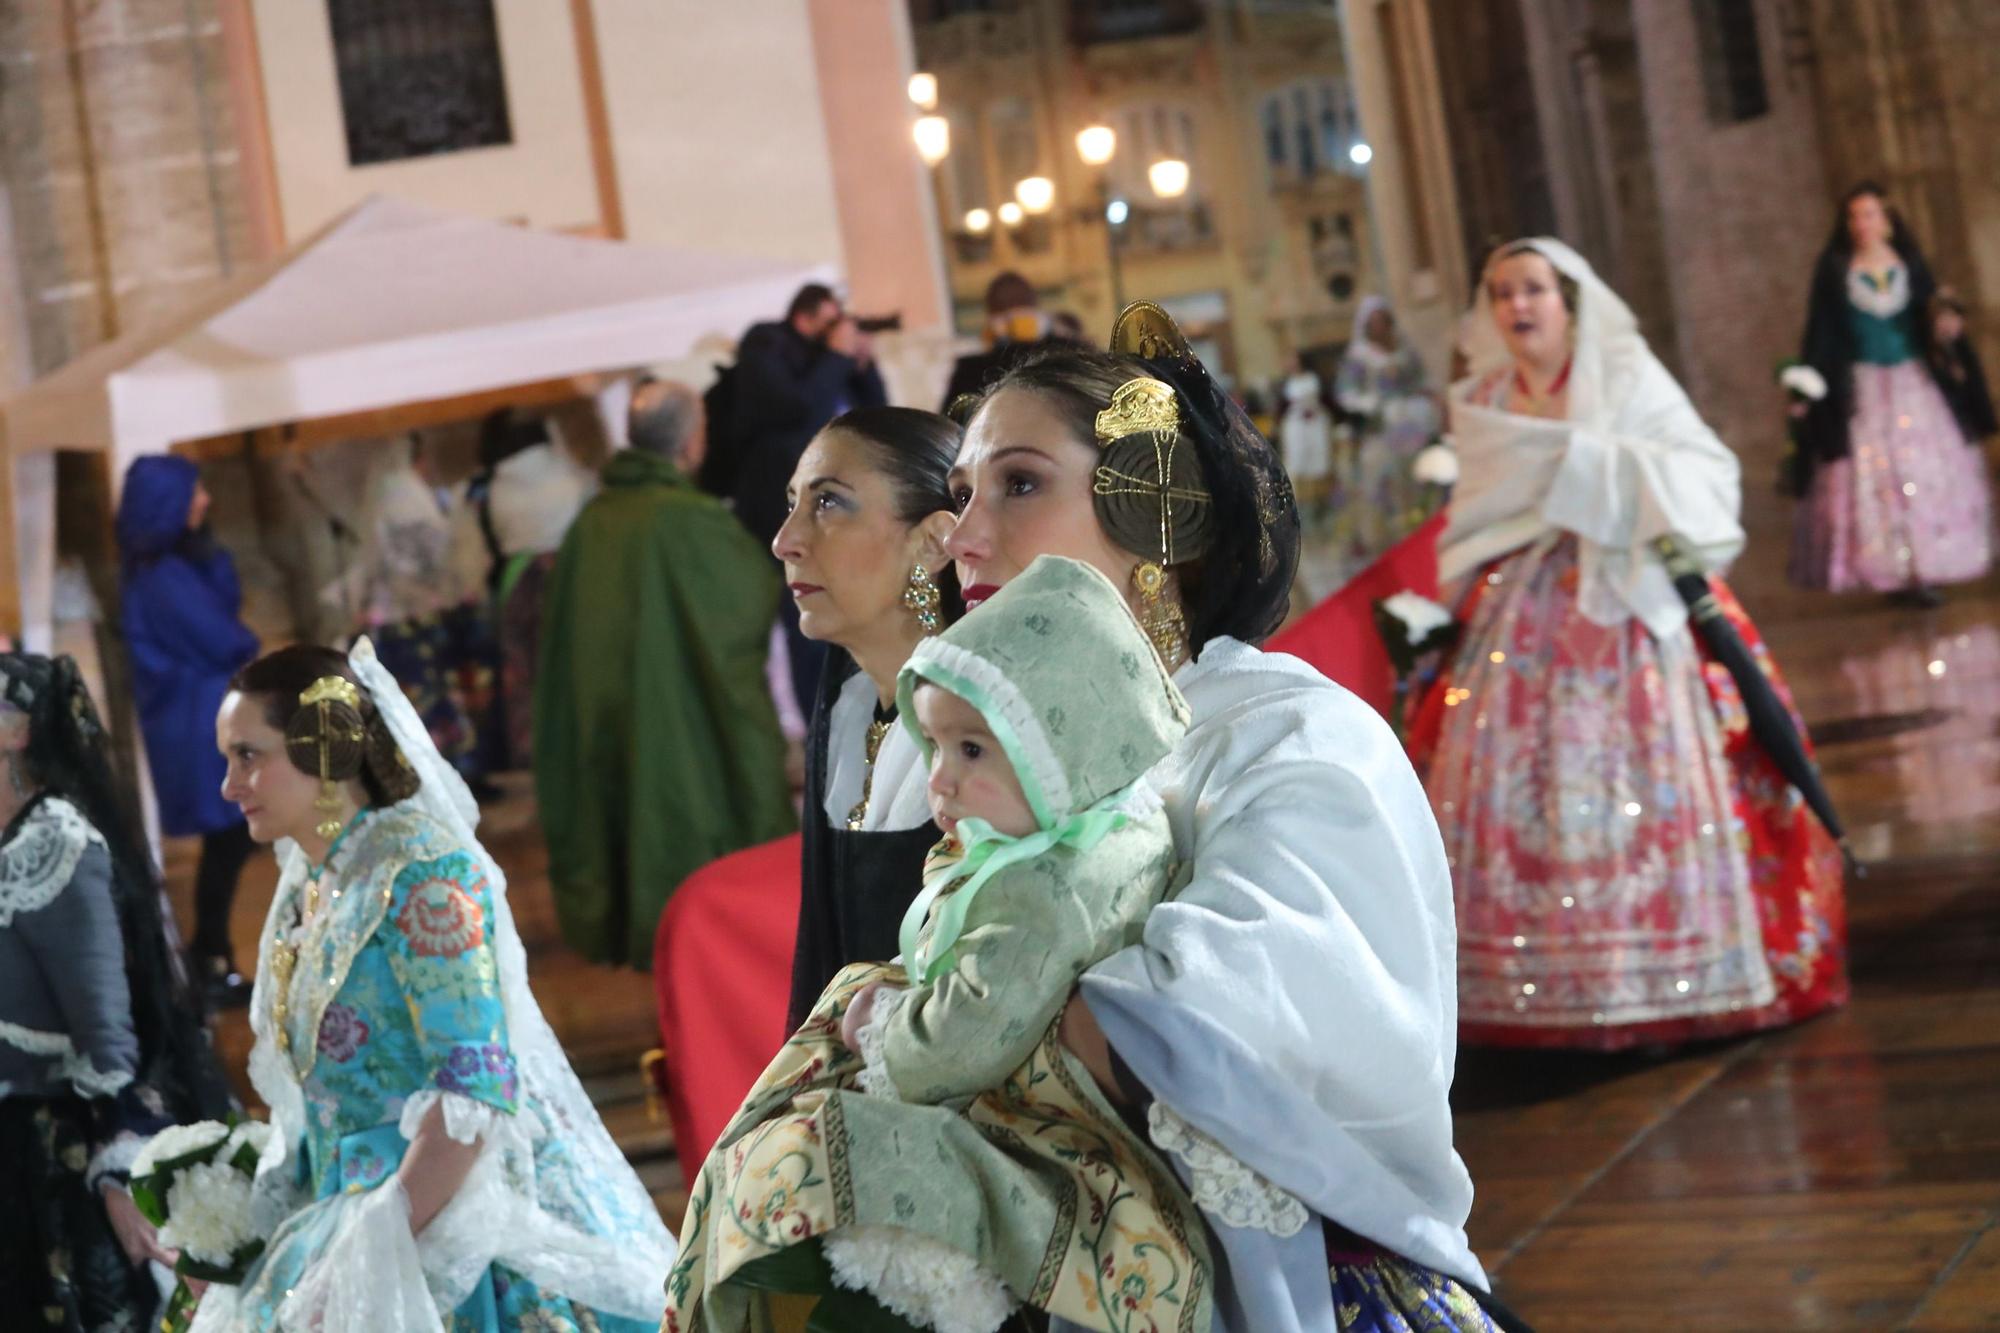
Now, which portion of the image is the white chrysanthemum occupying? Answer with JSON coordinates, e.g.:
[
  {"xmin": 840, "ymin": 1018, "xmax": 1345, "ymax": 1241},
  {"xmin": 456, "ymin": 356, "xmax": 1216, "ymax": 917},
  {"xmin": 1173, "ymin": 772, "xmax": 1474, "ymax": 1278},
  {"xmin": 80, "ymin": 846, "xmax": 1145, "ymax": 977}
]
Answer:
[
  {"xmin": 131, "ymin": 1120, "xmax": 231, "ymax": 1178},
  {"xmin": 1779, "ymin": 364, "xmax": 1828, "ymax": 401},
  {"xmin": 158, "ymin": 1160, "xmax": 257, "ymax": 1266},
  {"xmin": 1411, "ymin": 443, "xmax": 1459, "ymax": 486},
  {"xmin": 1380, "ymin": 591, "xmax": 1453, "ymax": 641},
  {"xmin": 223, "ymin": 1120, "xmax": 274, "ymax": 1163}
]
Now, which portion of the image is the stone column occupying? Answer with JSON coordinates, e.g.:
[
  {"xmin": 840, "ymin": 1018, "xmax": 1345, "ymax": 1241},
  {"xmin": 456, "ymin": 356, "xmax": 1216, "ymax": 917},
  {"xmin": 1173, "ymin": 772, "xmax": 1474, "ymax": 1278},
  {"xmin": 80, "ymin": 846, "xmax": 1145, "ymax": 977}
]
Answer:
[{"xmin": 1339, "ymin": 0, "xmax": 1469, "ymax": 378}]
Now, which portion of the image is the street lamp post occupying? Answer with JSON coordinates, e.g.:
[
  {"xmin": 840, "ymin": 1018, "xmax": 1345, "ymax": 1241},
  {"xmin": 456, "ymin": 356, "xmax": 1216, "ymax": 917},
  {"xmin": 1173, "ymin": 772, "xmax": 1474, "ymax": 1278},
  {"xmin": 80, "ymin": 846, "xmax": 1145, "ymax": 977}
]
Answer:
[{"xmin": 1074, "ymin": 125, "xmax": 1125, "ymax": 312}]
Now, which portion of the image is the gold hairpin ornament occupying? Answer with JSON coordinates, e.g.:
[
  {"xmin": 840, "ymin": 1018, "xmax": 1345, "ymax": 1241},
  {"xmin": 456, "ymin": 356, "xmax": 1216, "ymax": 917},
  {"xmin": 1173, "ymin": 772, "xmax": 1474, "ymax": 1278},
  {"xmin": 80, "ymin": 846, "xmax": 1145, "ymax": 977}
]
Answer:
[
  {"xmin": 300, "ymin": 676, "xmax": 365, "ymax": 841},
  {"xmin": 1094, "ymin": 377, "xmax": 1181, "ymax": 444}
]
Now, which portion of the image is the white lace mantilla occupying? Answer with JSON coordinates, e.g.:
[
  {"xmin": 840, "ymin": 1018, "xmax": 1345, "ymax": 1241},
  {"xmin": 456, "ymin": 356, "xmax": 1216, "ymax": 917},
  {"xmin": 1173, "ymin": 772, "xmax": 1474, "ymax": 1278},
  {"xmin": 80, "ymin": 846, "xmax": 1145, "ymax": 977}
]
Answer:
[
  {"xmin": 1147, "ymin": 1102, "xmax": 1309, "ymax": 1239},
  {"xmin": 0, "ymin": 796, "xmax": 103, "ymax": 927},
  {"xmin": 0, "ymin": 1016, "xmax": 133, "ymax": 1098}
]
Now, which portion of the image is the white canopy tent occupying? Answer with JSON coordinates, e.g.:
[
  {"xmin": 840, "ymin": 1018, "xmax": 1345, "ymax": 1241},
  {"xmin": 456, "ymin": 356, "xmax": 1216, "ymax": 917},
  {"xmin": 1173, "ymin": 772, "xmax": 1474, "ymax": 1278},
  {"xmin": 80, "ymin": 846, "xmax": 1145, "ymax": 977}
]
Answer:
[{"xmin": 1, "ymin": 193, "xmax": 834, "ymax": 644}]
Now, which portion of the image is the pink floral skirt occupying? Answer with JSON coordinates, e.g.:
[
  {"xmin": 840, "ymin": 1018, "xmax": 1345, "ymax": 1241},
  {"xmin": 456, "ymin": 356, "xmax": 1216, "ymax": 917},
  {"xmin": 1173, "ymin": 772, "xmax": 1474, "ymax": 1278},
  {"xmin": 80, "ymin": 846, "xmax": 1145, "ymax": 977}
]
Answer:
[
  {"xmin": 1409, "ymin": 536, "xmax": 1848, "ymax": 1050},
  {"xmin": 1790, "ymin": 360, "xmax": 1994, "ymax": 591}
]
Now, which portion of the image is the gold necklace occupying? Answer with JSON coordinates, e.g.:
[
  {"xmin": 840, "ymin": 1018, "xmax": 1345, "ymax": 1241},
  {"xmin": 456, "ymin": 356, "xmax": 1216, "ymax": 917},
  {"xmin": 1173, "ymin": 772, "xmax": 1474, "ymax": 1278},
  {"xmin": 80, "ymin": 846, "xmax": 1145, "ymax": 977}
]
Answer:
[{"xmin": 846, "ymin": 714, "xmax": 895, "ymax": 831}]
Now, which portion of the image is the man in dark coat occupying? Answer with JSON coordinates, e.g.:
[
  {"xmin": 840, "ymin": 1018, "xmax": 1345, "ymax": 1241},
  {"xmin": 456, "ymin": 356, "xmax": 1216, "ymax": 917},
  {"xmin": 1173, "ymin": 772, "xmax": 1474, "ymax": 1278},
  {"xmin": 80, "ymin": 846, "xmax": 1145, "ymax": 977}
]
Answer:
[
  {"xmin": 729, "ymin": 284, "xmax": 887, "ymax": 549},
  {"xmin": 116, "ymin": 455, "xmax": 260, "ymax": 1004},
  {"xmin": 728, "ymin": 283, "xmax": 886, "ymax": 715}
]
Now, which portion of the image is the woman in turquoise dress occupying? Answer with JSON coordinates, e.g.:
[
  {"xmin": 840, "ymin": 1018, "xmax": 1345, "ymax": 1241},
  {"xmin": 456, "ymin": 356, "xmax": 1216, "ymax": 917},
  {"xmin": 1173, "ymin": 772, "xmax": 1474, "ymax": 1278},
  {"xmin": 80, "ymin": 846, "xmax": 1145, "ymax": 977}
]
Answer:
[{"xmin": 190, "ymin": 640, "xmax": 674, "ymax": 1332}]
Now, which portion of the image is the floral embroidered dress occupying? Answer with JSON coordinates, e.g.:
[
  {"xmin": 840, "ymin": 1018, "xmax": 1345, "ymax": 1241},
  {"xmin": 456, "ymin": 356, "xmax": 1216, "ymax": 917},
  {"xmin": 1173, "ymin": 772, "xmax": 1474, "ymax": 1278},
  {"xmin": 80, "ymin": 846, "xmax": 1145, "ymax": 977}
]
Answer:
[
  {"xmin": 1410, "ymin": 239, "xmax": 1848, "ymax": 1051},
  {"xmin": 195, "ymin": 784, "xmax": 672, "ymax": 1332},
  {"xmin": 664, "ymin": 557, "xmax": 1217, "ymax": 1333}
]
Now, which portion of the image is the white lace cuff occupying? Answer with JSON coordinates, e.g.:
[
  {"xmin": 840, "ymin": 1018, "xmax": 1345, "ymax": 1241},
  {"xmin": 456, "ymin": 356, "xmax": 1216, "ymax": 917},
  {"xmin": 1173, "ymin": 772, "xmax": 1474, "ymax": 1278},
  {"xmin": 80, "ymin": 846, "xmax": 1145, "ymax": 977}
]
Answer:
[
  {"xmin": 399, "ymin": 1090, "xmax": 510, "ymax": 1146},
  {"xmin": 0, "ymin": 1018, "xmax": 133, "ymax": 1098},
  {"xmin": 86, "ymin": 1132, "xmax": 147, "ymax": 1195},
  {"xmin": 852, "ymin": 985, "xmax": 908, "ymax": 1101},
  {"xmin": 1147, "ymin": 1102, "xmax": 1310, "ymax": 1238}
]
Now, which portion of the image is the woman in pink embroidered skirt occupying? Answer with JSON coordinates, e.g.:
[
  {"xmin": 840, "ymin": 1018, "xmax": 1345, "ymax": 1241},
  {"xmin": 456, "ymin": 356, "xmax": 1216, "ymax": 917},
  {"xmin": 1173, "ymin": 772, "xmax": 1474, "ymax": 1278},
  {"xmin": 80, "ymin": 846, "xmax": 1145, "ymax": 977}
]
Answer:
[
  {"xmin": 1407, "ymin": 239, "xmax": 1848, "ymax": 1051},
  {"xmin": 1789, "ymin": 181, "xmax": 1995, "ymax": 604}
]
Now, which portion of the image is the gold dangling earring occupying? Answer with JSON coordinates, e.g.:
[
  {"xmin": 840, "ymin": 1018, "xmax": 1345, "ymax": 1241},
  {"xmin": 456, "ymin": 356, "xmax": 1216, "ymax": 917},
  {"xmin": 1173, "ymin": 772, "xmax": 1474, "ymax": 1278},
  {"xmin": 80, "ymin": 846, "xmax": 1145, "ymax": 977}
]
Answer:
[
  {"xmin": 902, "ymin": 563, "xmax": 942, "ymax": 636},
  {"xmin": 1132, "ymin": 562, "xmax": 1189, "ymax": 671}
]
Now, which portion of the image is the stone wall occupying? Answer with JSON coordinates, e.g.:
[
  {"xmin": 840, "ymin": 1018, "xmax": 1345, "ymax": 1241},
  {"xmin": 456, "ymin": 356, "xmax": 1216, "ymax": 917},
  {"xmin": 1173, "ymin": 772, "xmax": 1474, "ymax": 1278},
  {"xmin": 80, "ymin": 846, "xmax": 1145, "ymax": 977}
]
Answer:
[
  {"xmin": 2, "ymin": 0, "xmax": 249, "ymax": 649},
  {"xmin": 1, "ymin": 0, "xmax": 248, "ymax": 372},
  {"xmin": 1625, "ymin": 0, "xmax": 1832, "ymax": 607},
  {"xmin": 1807, "ymin": 0, "xmax": 2000, "ymax": 373}
]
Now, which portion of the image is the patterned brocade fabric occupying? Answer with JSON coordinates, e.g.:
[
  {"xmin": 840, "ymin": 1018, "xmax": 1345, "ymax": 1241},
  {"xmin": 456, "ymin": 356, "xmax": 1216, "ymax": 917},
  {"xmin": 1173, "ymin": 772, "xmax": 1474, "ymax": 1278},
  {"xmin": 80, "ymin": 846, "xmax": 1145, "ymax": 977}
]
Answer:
[
  {"xmin": 301, "ymin": 849, "xmax": 518, "ymax": 1197},
  {"xmin": 1331, "ymin": 1256, "xmax": 1497, "ymax": 1332}
]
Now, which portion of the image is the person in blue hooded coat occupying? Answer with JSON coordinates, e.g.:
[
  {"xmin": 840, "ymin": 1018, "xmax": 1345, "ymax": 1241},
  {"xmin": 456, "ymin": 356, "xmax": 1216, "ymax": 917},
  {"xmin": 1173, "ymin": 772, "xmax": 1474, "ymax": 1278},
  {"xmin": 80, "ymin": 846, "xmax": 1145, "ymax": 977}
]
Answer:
[{"xmin": 116, "ymin": 455, "xmax": 261, "ymax": 1006}]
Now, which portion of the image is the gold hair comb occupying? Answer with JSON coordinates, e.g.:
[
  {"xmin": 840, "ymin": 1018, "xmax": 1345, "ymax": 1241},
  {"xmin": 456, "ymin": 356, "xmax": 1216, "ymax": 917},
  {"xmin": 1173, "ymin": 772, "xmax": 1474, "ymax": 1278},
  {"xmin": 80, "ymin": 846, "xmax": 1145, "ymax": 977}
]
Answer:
[
  {"xmin": 1094, "ymin": 377, "xmax": 1180, "ymax": 445},
  {"xmin": 300, "ymin": 676, "xmax": 361, "ymax": 710}
]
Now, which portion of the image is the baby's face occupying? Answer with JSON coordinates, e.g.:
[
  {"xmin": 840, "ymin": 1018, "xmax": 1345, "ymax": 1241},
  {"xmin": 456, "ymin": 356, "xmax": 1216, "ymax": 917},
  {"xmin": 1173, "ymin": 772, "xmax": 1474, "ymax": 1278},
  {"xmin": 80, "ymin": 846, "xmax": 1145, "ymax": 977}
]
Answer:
[{"xmin": 913, "ymin": 683, "xmax": 1038, "ymax": 839}]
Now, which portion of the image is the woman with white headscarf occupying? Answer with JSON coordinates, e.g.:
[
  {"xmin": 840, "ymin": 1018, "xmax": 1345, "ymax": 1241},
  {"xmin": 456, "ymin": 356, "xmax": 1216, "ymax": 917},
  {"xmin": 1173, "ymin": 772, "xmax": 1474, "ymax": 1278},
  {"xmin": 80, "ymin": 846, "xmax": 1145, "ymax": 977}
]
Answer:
[
  {"xmin": 1337, "ymin": 295, "xmax": 1441, "ymax": 560},
  {"xmin": 1408, "ymin": 239, "xmax": 1848, "ymax": 1051}
]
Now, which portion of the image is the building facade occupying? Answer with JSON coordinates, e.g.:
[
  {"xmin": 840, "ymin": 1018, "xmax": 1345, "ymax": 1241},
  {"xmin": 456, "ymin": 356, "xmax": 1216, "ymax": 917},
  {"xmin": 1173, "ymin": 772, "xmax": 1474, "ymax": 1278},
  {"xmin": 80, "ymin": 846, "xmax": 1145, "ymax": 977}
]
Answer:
[{"xmin": 912, "ymin": 0, "xmax": 1381, "ymax": 389}]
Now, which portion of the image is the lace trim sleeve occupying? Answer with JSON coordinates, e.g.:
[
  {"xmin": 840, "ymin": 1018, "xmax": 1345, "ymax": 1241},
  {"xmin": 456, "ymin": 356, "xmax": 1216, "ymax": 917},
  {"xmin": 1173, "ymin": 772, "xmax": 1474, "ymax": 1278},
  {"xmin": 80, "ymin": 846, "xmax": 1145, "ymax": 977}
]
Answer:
[
  {"xmin": 399, "ymin": 1089, "xmax": 514, "ymax": 1146},
  {"xmin": 852, "ymin": 985, "xmax": 908, "ymax": 1101},
  {"xmin": 86, "ymin": 1132, "xmax": 148, "ymax": 1195},
  {"xmin": 0, "ymin": 797, "xmax": 103, "ymax": 927},
  {"xmin": 1147, "ymin": 1102, "xmax": 1310, "ymax": 1238},
  {"xmin": 0, "ymin": 1018, "xmax": 133, "ymax": 1098}
]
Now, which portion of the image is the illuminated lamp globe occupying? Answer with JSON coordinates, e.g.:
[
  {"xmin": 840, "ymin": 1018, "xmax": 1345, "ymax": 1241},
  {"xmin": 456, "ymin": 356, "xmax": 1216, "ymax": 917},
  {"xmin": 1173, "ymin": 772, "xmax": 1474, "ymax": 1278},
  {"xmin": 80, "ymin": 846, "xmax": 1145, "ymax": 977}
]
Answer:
[
  {"xmin": 1148, "ymin": 157, "xmax": 1190, "ymax": 200},
  {"xmin": 913, "ymin": 115, "xmax": 951, "ymax": 167},
  {"xmin": 1075, "ymin": 125, "xmax": 1117, "ymax": 168},
  {"xmin": 1014, "ymin": 176, "xmax": 1056, "ymax": 215}
]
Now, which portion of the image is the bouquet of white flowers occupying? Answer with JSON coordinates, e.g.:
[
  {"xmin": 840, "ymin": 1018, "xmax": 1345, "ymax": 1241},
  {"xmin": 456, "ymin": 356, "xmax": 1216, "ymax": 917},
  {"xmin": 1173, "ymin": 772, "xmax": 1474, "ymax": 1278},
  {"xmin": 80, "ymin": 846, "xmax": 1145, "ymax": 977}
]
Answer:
[
  {"xmin": 131, "ymin": 1119, "xmax": 272, "ymax": 1332},
  {"xmin": 1411, "ymin": 440, "xmax": 1459, "ymax": 488},
  {"xmin": 1774, "ymin": 358, "xmax": 1827, "ymax": 496},
  {"xmin": 1776, "ymin": 360, "xmax": 1828, "ymax": 402},
  {"xmin": 1372, "ymin": 590, "xmax": 1458, "ymax": 738}
]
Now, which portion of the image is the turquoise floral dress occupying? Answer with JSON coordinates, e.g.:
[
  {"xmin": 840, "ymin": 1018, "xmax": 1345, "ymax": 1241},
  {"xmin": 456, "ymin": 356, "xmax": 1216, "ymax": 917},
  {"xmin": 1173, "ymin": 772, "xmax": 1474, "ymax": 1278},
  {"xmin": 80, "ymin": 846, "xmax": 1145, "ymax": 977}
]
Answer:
[{"xmin": 212, "ymin": 807, "xmax": 662, "ymax": 1332}]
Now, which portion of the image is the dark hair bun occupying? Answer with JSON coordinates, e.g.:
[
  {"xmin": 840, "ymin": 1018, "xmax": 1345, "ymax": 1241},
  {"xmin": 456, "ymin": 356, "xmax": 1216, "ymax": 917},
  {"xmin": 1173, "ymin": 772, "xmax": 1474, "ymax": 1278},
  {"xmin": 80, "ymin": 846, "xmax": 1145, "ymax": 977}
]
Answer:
[
  {"xmin": 364, "ymin": 713, "xmax": 421, "ymax": 804},
  {"xmin": 1092, "ymin": 430, "xmax": 1216, "ymax": 566},
  {"xmin": 282, "ymin": 694, "xmax": 367, "ymax": 786},
  {"xmin": 231, "ymin": 645, "xmax": 424, "ymax": 809}
]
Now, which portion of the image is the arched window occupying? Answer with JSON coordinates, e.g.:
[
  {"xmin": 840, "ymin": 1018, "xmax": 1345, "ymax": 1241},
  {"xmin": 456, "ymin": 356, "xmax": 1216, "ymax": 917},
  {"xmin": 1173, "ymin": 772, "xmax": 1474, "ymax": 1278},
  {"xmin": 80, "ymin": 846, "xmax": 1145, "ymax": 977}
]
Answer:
[
  {"xmin": 939, "ymin": 106, "xmax": 989, "ymax": 224},
  {"xmin": 1260, "ymin": 76, "xmax": 1361, "ymax": 182},
  {"xmin": 1106, "ymin": 98, "xmax": 1200, "ymax": 205},
  {"xmin": 987, "ymin": 97, "xmax": 1043, "ymax": 192}
]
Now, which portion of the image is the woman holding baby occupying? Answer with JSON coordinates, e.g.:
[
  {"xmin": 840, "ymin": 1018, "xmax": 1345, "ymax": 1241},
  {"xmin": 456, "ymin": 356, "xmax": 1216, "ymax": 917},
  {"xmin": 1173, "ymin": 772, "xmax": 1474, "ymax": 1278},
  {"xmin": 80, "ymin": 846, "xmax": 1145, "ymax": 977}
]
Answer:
[{"xmin": 670, "ymin": 303, "xmax": 1502, "ymax": 1333}]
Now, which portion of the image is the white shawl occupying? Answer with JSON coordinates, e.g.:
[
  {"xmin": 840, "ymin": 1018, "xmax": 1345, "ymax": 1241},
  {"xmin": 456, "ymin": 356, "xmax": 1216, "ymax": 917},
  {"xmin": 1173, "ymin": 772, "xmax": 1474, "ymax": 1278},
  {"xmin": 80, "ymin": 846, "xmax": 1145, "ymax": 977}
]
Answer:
[
  {"xmin": 821, "ymin": 668, "xmax": 932, "ymax": 832},
  {"xmin": 1443, "ymin": 238, "xmax": 1744, "ymax": 638},
  {"xmin": 1075, "ymin": 639, "xmax": 1483, "ymax": 1333}
]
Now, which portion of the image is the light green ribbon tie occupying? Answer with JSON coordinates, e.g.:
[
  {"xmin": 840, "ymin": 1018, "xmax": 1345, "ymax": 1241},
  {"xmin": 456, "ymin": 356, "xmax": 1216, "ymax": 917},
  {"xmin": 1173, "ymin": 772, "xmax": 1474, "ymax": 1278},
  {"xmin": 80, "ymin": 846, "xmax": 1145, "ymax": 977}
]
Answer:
[{"xmin": 897, "ymin": 802, "xmax": 1132, "ymax": 986}]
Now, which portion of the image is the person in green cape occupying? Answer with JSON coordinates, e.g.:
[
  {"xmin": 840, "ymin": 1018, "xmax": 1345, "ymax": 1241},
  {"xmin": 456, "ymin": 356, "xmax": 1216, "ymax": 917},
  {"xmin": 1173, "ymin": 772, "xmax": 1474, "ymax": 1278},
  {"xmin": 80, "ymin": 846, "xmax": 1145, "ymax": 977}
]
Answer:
[{"xmin": 534, "ymin": 379, "xmax": 796, "ymax": 968}]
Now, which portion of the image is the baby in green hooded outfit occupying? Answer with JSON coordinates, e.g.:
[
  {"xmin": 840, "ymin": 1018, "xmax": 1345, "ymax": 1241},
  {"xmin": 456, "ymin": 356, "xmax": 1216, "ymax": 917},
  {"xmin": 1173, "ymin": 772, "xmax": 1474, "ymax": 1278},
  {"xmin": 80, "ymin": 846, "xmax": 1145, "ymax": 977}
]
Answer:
[{"xmin": 664, "ymin": 555, "xmax": 1214, "ymax": 1333}]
